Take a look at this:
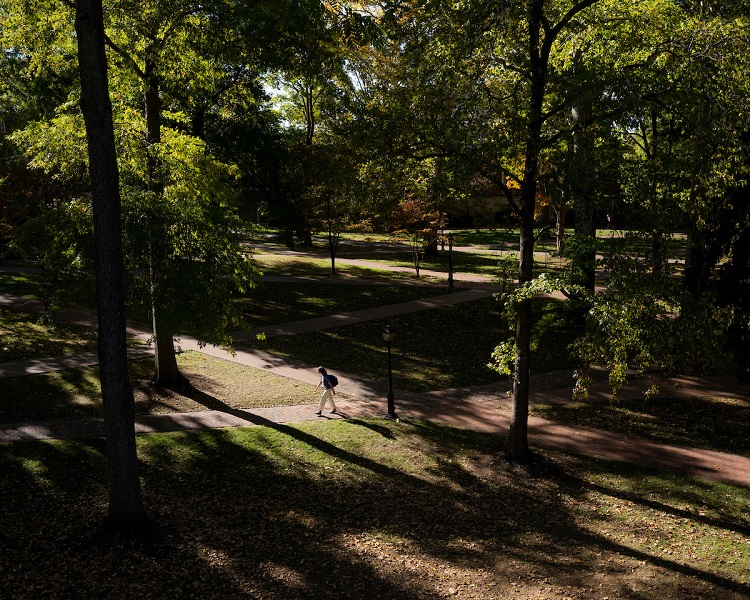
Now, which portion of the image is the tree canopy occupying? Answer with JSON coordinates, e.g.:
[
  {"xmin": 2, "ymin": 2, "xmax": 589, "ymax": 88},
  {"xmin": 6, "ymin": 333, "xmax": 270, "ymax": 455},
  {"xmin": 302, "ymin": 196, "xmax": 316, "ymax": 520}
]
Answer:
[{"xmin": 2, "ymin": 0, "xmax": 750, "ymax": 464}]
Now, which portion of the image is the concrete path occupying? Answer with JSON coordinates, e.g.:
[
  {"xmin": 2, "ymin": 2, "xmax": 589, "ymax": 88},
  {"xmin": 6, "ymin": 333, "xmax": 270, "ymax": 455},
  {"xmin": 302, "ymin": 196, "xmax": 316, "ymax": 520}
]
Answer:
[
  {"xmin": 231, "ymin": 288, "xmax": 492, "ymax": 341},
  {"xmin": 0, "ymin": 287, "xmax": 490, "ymax": 377},
  {"xmin": 3, "ymin": 365, "xmax": 749, "ymax": 488},
  {"xmin": 3, "ymin": 271, "xmax": 750, "ymax": 489}
]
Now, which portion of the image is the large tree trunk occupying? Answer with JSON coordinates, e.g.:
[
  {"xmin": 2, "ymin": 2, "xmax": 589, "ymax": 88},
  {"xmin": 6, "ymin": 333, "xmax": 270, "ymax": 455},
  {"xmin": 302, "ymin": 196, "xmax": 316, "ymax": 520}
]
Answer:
[
  {"xmin": 144, "ymin": 55, "xmax": 180, "ymax": 386},
  {"xmin": 75, "ymin": 0, "xmax": 151, "ymax": 538}
]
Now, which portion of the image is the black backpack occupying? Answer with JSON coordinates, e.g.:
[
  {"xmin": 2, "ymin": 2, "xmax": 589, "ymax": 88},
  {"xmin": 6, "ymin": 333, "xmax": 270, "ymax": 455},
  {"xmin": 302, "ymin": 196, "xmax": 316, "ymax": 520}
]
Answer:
[{"xmin": 326, "ymin": 374, "xmax": 339, "ymax": 388}]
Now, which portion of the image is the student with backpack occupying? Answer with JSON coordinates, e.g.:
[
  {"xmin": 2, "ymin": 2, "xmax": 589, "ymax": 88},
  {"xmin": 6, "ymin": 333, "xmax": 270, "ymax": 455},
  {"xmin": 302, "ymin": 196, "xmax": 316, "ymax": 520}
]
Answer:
[{"xmin": 314, "ymin": 366, "xmax": 338, "ymax": 416}]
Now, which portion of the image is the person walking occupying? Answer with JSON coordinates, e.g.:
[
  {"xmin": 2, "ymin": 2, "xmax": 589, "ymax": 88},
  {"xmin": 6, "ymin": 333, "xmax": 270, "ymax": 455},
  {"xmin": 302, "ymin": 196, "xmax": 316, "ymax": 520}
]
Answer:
[{"xmin": 314, "ymin": 366, "xmax": 337, "ymax": 416}]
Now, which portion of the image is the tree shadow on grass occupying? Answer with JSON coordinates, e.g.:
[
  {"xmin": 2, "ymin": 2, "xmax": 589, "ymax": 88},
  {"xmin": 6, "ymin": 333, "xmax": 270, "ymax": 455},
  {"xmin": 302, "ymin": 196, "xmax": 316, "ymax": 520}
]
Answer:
[
  {"xmin": 342, "ymin": 417, "xmax": 397, "ymax": 440},
  {"xmin": 159, "ymin": 383, "xmax": 750, "ymax": 596},
  {"xmin": 173, "ymin": 379, "xmax": 405, "ymax": 478},
  {"xmin": 537, "ymin": 392, "xmax": 750, "ymax": 457},
  {"xmin": 562, "ymin": 457, "xmax": 750, "ymax": 538},
  {"xmin": 3, "ymin": 392, "xmax": 750, "ymax": 599}
]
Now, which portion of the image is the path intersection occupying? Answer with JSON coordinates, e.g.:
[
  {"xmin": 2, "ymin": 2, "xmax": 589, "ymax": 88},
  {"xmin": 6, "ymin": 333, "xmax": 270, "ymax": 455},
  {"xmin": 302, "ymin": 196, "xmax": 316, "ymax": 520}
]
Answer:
[{"xmin": 1, "ymin": 254, "xmax": 749, "ymax": 488}]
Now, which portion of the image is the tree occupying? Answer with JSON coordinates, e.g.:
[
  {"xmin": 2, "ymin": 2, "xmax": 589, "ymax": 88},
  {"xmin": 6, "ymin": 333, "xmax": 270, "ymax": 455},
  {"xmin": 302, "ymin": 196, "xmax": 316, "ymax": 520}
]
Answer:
[
  {"xmin": 74, "ymin": 0, "xmax": 151, "ymax": 538},
  {"xmin": 0, "ymin": 4, "xmax": 85, "ymax": 263},
  {"xmin": 5, "ymin": 0, "xmax": 259, "ymax": 387},
  {"xmin": 100, "ymin": 0, "xmax": 216, "ymax": 385},
  {"xmin": 389, "ymin": 196, "xmax": 443, "ymax": 277},
  {"xmin": 487, "ymin": 0, "xmax": 603, "ymax": 461},
  {"xmin": 268, "ymin": 1, "xmax": 382, "ymax": 253},
  {"xmin": 563, "ymin": 1, "xmax": 750, "ymax": 394}
]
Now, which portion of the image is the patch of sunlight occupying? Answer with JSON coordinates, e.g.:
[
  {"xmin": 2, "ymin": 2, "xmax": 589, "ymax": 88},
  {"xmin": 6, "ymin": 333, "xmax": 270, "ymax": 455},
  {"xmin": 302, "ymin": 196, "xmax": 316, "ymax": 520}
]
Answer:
[{"xmin": 263, "ymin": 562, "xmax": 308, "ymax": 590}]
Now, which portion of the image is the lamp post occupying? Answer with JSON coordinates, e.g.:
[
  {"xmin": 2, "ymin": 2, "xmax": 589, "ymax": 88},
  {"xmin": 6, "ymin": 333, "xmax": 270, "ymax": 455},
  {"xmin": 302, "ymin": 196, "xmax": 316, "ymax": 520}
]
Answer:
[
  {"xmin": 447, "ymin": 233, "xmax": 454, "ymax": 288},
  {"xmin": 382, "ymin": 324, "xmax": 397, "ymax": 419}
]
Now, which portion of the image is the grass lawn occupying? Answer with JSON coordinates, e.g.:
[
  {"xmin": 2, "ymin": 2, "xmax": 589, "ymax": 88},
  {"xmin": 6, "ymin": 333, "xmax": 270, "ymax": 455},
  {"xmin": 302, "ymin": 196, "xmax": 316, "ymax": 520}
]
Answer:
[
  {"xmin": 244, "ymin": 297, "xmax": 580, "ymax": 392},
  {"xmin": 252, "ymin": 253, "xmax": 445, "ymax": 282},
  {"xmin": 239, "ymin": 281, "xmax": 456, "ymax": 328},
  {"xmin": 252, "ymin": 234, "xmax": 569, "ymax": 279},
  {"xmin": 0, "ymin": 272, "xmax": 41, "ymax": 298},
  {"xmin": 0, "ymin": 307, "xmax": 99, "ymax": 363},
  {"xmin": 0, "ymin": 351, "xmax": 315, "ymax": 423},
  {"xmin": 341, "ymin": 249, "xmax": 568, "ymax": 278},
  {"xmin": 2, "ymin": 274, "xmax": 456, "ymax": 341},
  {"xmin": 533, "ymin": 391, "xmax": 750, "ymax": 458},
  {"xmin": 1, "ymin": 421, "xmax": 748, "ymax": 599}
]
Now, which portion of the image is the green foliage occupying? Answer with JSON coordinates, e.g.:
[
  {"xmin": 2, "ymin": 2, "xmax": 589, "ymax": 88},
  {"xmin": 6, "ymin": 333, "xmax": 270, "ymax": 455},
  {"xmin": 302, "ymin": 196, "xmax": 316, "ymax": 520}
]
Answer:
[
  {"xmin": 563, "ymin": 233, "xmax": 599, "ymax": 289},
  {"xmin": 12, "ymin": 198, "xmax": 94, "ymax": 313},
  {"xmin": 487, "ymin": 339, "xmax": 516, "ymax": 377},
  {"xmin": 2, "ymin": 0, "xmax": 267, "ymax": 351},
  {"xmin": 9, "ymin": 110, "xmax": 87, "ymax": 181},
  {"xmin": 488, "ymin": 274, "xmax": 578, "ymax": 379},
  {"xmin": 573, "ymin": 287, "xmax": 732, "ymax": 401},
  {"xmin": 120, "ymin": 130, "xmax": 258, "ymax": 344}
]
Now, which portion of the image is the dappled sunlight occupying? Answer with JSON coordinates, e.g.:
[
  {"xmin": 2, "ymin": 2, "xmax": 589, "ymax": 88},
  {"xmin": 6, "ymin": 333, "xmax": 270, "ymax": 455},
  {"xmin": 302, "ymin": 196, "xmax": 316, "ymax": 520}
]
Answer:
[
  {"xmin": 2, "ymin": 421, "xmax": 749, "ymax": 597},
  {"xmin": 0, "ymin": 306, "xmax": 98, "ymax": 363},
  {"xmin": 0, "ymin": 366, "xmax": 103, "ymax": 422}
]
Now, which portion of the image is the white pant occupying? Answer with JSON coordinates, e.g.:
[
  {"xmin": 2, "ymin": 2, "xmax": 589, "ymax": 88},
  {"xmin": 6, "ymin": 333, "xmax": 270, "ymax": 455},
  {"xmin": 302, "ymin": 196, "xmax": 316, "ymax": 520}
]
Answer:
[{"xmin": 318, "ymin": 388, "xmax": 336, "ymax": 412}]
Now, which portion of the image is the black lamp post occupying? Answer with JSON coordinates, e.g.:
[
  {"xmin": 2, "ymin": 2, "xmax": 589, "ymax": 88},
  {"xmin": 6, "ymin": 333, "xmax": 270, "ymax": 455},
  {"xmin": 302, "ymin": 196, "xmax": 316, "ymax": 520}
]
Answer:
[
  {"xmin": 382, "ymin": 324, "xmax": 397, "ymax": 419},
  {"xmin": 447, "ymin": 233, "xmax": 454, "ymax": 288}
]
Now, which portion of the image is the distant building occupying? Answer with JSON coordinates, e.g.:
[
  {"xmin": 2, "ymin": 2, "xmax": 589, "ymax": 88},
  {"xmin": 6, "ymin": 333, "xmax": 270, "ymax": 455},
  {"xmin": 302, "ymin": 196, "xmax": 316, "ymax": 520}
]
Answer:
[{"xmin": 447, "ymin": 190, "xmax": 516, "ymax": 228}]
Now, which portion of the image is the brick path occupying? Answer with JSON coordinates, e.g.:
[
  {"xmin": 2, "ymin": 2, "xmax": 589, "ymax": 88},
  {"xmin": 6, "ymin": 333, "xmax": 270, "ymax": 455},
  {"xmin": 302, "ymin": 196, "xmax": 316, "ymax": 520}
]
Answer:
[{"xmin": 2, "ymin": 269, "xmax": 750, "ymax": 488}]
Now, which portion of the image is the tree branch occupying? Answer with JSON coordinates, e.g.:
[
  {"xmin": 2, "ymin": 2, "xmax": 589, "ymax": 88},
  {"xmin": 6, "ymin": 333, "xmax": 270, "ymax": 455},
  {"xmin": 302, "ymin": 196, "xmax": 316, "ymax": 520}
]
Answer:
[{"xmin": 550, "ymin": 0, "xmax": 601, "ymax": 41}]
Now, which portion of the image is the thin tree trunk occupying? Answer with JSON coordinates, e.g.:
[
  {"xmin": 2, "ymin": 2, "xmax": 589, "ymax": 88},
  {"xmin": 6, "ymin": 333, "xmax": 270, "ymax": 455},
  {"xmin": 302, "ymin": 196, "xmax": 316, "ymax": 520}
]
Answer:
[
  {"xmin": 305, "ymin": 86, "xmax": 315, "ymax": 146},
  {"xmin": 571, "ymin": 99, "xmax": 597, "ymax": 292},
  {"xmin": 152, "ymin": 301, "xmax": 181, "ymax": 386},
  {"xmin": 326, "ymin": 198, "xmax": 338, "ymax": 276},
  {"xmin": 144, "ymin": 55, "xmax": 180, "ymax": 386},
  {"xmin": 683, "ymin": 98, "xmax": 714, "ymax": 294},
  {"xmin": 328, "ymin": 230, "xmax": 338, "ymax": 276},
  {"xmin": 556, "ymin": 196, "xmax": 567, "ymax": 255},
  {"xmin": 75, "ymin": 0, "xmax": 151, "ymax": 538},
  {"xmin": 508, "ymin": 0, "xmax": 602, "ymax": 461},
  {"xmin": 509, "ymin": 0, "xmax": 547, "ymax": 462},
  {"xmin": 510, "ymin": 210, "xmax": 535, "ymax": 460}
]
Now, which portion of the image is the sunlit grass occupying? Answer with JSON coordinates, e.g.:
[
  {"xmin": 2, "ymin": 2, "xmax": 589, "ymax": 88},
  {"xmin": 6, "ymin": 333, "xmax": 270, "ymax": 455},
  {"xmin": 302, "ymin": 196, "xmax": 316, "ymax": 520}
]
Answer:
[
  {"xmin": 0, "ymin": 351, "xmax": 316, "ymax": 423},
  {"xmin": 1, "ymin": 422, "xmax": 748, "ymax": 597},
  {"xmin": 250, "ymin": 253, "xmax": 430, "ymax": 280},
  {"xmin": 0, "ymin": 307, "xmax": 99, "ymax": 363},
  {"xmin": 0, "ymin": 272, "xmax": 41, "ymax": 297}
]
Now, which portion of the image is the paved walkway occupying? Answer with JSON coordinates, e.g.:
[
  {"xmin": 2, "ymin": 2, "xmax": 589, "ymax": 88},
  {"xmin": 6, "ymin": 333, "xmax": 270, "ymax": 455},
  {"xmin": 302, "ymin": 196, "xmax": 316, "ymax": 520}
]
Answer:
[{"xmin": 2, "ymin": 270, "xmax": 750, "ymax": 488}]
